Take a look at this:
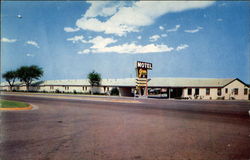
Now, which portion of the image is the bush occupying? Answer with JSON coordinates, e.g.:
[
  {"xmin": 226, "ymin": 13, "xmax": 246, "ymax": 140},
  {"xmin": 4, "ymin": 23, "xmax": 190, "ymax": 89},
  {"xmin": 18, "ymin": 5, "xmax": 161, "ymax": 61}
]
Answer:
[
  {"xmin": 110, "ymin": 87, "xmax": 119, "ymax": 96},
  {"xmin": 230, "ymin": 97, "xmax": 235, "ymax": 100},
  {"xmin": 217, "ymin": 96, "xmax": 225, "ymax": 100},
  {"xmin": 175, "ymin": 97, "xmax": 189, "ymax": 100},
  {"xmin": 93, "ymin": 92, "xmax": 106, "ymax": 95},
  {"xmin": 55, "ymin": 89, "xmax": 61, "ymax": 93}
]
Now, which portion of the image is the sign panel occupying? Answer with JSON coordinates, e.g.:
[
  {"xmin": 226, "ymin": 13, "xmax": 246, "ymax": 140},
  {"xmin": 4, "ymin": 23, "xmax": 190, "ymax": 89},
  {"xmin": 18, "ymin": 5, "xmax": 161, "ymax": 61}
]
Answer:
[
  {"xmin": 136, "ymin": 83, "xmax": 147, "ymax": 87},
  {"xmin": 137, "ymin": 68, "xmax": 148, "ymax": 78},
  {"xmin": 137, "ymin": 61, "xmax": 152, "ymax": 70}
]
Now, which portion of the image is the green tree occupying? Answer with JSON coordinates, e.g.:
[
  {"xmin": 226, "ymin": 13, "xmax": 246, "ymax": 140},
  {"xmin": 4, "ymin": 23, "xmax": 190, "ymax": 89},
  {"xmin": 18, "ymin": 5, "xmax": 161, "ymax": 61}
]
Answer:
[
  {"xmin": 2, "ymin": 70, "xmax": 18, "ymax": 91},
  {"xmin": 17, "ymin": 65, "xmax": 43, "ymax": 91},
  {"xmin": 87, "ymin": 70, "xmax": 101, "ymax": 94}
]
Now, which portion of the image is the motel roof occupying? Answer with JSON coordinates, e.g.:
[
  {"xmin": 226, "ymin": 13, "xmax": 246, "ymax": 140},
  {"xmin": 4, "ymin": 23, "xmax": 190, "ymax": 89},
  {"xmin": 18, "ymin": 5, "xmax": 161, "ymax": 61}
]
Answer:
[{"xmin": 0, "ymin": 78, "xmax": 240, "ymax": 88}]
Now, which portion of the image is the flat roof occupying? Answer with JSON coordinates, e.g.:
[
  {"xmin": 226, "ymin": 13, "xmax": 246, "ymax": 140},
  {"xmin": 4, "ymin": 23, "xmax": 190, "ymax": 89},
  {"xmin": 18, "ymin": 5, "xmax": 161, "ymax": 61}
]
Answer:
[{"xmin": 0, "ymin": 78, "xmax": 238, "ymax": 88}]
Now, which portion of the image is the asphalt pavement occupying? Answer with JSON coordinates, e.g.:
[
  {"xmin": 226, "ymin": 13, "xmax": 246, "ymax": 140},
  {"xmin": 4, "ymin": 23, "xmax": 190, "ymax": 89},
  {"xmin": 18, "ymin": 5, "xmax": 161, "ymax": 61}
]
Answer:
[{"xmin": 0, "ymin": 93, "xmax": 250, "ymax": 160}]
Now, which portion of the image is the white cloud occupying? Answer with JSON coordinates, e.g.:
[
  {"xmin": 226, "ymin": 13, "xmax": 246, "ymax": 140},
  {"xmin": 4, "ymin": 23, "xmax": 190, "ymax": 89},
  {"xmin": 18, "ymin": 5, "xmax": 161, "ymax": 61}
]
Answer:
[
  {"xmin": 137, "ymin": 36, "xmax": 142, "ymax": 40},
  {"xmin": 76, "ymin": 1, "xmax": 214, "ymax": 36},
  {"xmin": 67, "ymin": 35, "xmax": 86, "ymax": 43},
  {"xmin": 26, "ymin": 53, "xmax": 34, "ymax": 57},
  {"xmin": 89, "ymin": 36, "xmax": 117, "ymax": 49},
  {"xmin": 26, "ymin": 41, "xmax": 39, "ymax": 48},
  {"xmin": 184, "ymin": 26, "xmax": 203, "ymax": 33},
  {"xmin": 166, "ymin": 25, "xmax": 181, "ymax": 32},
  {"xmin": 217, "ymin": 18, "xmax": 223, "ymax": 22},
  {"xmin": 92, "ymin": 43, "xmax": 174, "ymax": 54},
  {"xmin": 149, "ymin": 35, "xmax": 160, "ymax": 42},
  {"xmin": 64, "ymin": 27, "xmax": 80, "ymax": 32},
  {"xmin": 76, "ymin": 17, "xmax": 138, "ymax": 36},
  {"xmin": 159, "ymin": 26, "xmax": 164, "ymax": 30},
  {"xmin": 78, "ymin": 49, "xmax": 90, "ymax": 54},
  {"xmin": 1, "ymin": 37, "xmax": 17, "ymax": 43},
  {"xmin": 84, "ymin": 1, "xmax": 123, "ymax": 18},
  {"xmin": 176, "ymin": 44, "xmax": 189, "ymax": 51},
  {"xmin": 161, "ymin": 34, "xmax": 167, "ymax": 37},
  {"xmin": 79, "ymin": 36, "xmax": 173, "ymax": 54}
]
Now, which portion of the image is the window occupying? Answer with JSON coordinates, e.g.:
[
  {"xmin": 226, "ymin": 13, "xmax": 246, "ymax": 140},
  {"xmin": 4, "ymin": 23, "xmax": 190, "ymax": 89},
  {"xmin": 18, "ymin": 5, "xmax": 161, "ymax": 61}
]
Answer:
[
  {"xmin": 244, "ymin": 88, "xmax": 248, "ymax": 95},
  {"xmin": 225, "ymin": 88, "xmax": 228, "ymax": 94},
  {"xmin": 65, "ymin": 86, "xmax": 69, "ymax": 90},
  {"xmin": 234, "ymin": 88, "xmax": 238, "ymax": 95},
  {"xmin": 107, "ymin": 87, "xmax": 109, "ymax": 91},
  {"xmin": 50, "ymin": 86, "xmax": 54, "ymax": 90},
  {"xmin": 195, "ymin": 88, "xmax": 199, "ymax": 95},
  {"xmin": 217, "ymin": 88, "xmax": 221, "ymax": 96},
  {"xmin": 206, "ymin": 88, "xmax": 210, "ymax": 95},
  {"xmin": 188, "ymin": 88, "xmax": 192, "ymax": 95},
  {"xmin": 82, "ymin": 86, "xmax": 85, "ymax": 91}
]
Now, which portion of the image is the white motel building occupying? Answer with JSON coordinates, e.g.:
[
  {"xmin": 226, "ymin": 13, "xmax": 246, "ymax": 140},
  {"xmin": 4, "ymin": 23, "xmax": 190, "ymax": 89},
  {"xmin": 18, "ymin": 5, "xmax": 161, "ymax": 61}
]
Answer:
[{"xmin": 1, "ymin": 77, "xmax": 249, "ymax": 100}]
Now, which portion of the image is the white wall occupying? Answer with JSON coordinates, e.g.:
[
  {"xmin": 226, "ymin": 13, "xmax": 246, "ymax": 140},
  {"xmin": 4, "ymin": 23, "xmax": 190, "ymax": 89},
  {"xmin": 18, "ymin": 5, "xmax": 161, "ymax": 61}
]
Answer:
[{"xmin": 223, "ymin": 80, "xmax": 249, "ymax": 100}]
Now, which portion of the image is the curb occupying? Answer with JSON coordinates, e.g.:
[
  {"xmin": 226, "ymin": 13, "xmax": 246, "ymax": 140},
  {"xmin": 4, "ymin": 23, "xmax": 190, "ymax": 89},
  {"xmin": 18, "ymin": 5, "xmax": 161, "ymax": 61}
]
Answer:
[{"xmin": 0, "ymin": 105, "xmax": 33, "ymax": 111}]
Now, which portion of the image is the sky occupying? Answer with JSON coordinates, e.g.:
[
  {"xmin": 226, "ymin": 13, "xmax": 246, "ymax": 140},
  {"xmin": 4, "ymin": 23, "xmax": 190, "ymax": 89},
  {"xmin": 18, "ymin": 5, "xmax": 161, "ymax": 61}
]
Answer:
[{"xmin": 1, "ymin": 1, "xmax": 250, "ymax": 83}]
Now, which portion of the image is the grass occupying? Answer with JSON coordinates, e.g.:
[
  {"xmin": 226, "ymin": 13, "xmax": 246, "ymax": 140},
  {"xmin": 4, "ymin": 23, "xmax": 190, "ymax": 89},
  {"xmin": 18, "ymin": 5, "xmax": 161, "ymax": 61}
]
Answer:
[{"xmin": 0, "ymin": 99, "xmax": 29, "ymax": 108}]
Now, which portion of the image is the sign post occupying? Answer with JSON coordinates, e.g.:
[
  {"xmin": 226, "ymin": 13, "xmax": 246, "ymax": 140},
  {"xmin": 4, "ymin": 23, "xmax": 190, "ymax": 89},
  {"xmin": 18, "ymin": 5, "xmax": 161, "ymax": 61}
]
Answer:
[{"xmin": 135, "ymin": 61, "xmax": 152, "ymax": 97}]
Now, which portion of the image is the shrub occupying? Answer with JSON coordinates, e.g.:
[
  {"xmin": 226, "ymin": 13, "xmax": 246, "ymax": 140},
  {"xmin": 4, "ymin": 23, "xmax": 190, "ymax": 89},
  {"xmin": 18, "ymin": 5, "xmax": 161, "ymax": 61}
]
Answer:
[
  {"xmin": 217, "ymin": 96, "xmax": 225, "ymax": 100},
  {"xmin": 55, "ymin": 89, "xmax": 61, "ymax": 93},
  {"xmin": 110, "ymin": 87, "xmax": 119, "ymax": 96},
  {"xmin": 230, "ymin": 97, "xmax": 235, "ymax": 100}
]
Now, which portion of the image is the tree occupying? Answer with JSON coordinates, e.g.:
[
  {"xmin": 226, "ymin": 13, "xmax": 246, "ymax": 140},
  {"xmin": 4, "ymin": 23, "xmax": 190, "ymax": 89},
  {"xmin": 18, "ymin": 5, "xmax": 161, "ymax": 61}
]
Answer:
[
  {"xmin": 87, "ymin": 70, "xmax": 101, "ymax": 94},
  {"xmin": 17, "ymin": 65, "xmax": 43, "ymax": 91},
  {"xmin": 2, "ymin": 70, "xmax": 18, "ymax": 91},
  {"xmin": 110, "ymin": 87, "xmax": 119, "ymax": 96}
]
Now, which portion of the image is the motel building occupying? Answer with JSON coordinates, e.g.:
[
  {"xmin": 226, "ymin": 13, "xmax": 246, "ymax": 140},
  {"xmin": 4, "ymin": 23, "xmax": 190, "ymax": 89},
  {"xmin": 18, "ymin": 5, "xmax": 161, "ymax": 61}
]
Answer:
[{"xmin": 0, "ymin": 77, "xmax": 249, "ymax": 100}]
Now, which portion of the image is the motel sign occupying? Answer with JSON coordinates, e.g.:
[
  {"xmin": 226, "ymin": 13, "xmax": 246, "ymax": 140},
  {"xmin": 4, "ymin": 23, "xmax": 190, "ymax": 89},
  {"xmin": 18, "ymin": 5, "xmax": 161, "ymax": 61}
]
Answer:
[
  {"xmin": 137, "ymin": 61, "xmax": 153, "ymax": 70},
  {"xmin": 135, "ymin": 61, "xmax": 152, "ymax": 96}
]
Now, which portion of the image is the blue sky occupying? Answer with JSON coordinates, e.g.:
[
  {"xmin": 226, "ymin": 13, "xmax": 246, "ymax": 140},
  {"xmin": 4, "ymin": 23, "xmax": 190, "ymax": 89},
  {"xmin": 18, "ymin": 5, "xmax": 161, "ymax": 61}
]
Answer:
[{"xmin": 1, "ymin": 1, "xmax": 250, "ymax": 83}]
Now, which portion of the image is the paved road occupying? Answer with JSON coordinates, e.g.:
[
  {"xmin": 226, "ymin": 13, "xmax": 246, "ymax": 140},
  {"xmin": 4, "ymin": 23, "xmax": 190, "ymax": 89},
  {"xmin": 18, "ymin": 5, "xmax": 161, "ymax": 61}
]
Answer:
[{"xmin": 0, "ymin": 94, "xmax": 250, "ymax": 160}]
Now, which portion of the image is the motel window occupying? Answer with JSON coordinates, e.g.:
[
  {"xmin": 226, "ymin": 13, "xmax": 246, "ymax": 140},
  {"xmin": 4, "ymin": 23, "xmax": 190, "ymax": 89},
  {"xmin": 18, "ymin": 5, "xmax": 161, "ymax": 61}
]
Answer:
[
  {"xmin": 244, "ymin": 88, "xmax": 248, "ymax": 95},
  {"xmin": 206, "ymin": 88, "xmax": 210, "ymax": 95},
  {"xmin": 195, "ymin": 88, "xmax": 199, "ymax": 95},
  {"xmin": 50, "ymin": 86, "xmax": 54, "ymax": 90},
  {"xmin": 234, "ymin": 88, "xmax": 238, "ymax": 95},
  {"xmin": 225, "ymin": 88, "xmax": 228, "ymax": 94},
  {"xmin": 217, "ymin": 88, "xmax": 222, "ymax": 96},
  {"xmin": 188, "ymin": 88, "xmax": 192, "ymax": 95},
  {"xmin": 65, "ymin": 86, "xmax": 69, "ymax": 90}
]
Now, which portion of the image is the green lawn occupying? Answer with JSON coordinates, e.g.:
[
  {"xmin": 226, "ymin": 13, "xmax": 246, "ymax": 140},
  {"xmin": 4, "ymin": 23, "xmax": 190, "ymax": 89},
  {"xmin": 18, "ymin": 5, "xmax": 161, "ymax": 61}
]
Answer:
[{"xmin": 0, "ymin": 100, "xmax": 29, "ymax": 108}]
